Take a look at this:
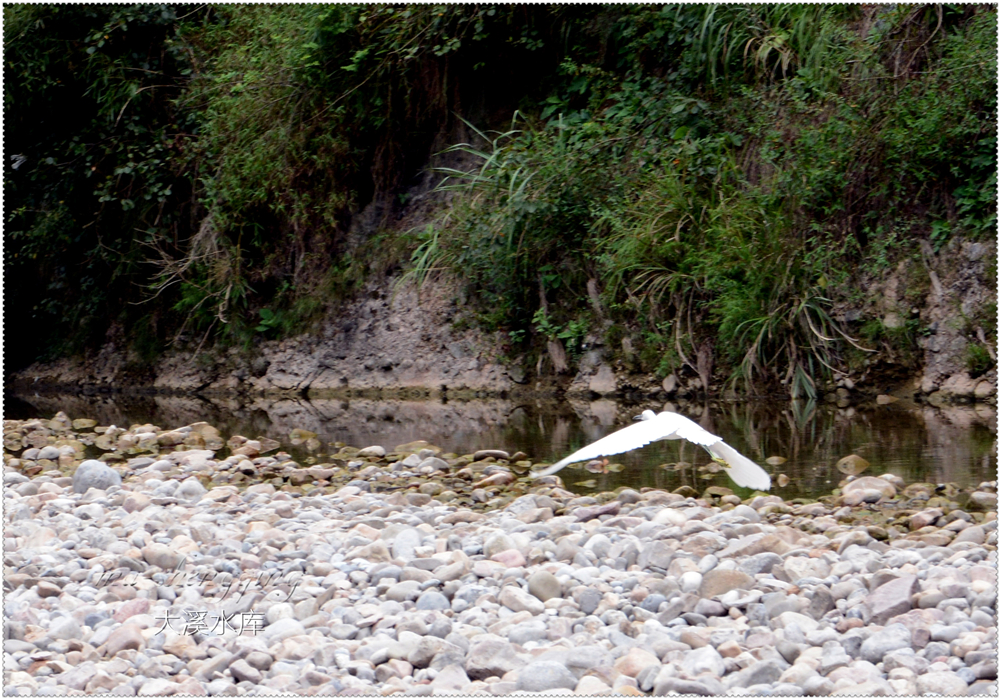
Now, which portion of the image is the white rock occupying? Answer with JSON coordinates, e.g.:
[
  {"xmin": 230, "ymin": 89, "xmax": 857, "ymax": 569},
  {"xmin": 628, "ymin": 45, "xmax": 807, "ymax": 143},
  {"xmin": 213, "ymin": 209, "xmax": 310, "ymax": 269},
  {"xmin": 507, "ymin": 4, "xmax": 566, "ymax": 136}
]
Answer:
[
  {"xmin": 499, "ymin": 584, "xmax": 545, "ymax": 615},
  {"xmin": 680, "ymin": 571, "xmax": 703, "ymax": 593}
]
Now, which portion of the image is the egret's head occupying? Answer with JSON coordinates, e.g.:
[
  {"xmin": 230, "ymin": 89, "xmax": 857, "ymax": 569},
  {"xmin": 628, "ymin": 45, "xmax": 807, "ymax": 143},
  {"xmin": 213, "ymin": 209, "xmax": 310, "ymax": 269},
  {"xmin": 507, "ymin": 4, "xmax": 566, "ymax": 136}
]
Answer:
[{"xmin": 634, "ymin": 409, "xmax": 657, "ymax": 421}]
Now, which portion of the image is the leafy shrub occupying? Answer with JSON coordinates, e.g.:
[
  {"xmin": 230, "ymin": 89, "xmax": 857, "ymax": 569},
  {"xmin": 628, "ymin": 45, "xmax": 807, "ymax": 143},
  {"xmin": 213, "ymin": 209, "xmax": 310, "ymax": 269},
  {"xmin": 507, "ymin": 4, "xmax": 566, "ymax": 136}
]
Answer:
[
  {"xmin": 402, "ymin": 5, "xmax": 993, "ymax": 395},
  {"xmin": 967, "ymin": 344, "xmax": 994, "ymax": 378}
]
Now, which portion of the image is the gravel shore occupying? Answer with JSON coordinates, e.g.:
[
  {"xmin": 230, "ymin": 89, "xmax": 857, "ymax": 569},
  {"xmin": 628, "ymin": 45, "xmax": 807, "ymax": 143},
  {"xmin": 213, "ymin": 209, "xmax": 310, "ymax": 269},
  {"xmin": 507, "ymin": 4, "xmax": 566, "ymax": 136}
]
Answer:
[{"xmin": 3, "ymin": 413, "xmax": 997, "ymax": 696}]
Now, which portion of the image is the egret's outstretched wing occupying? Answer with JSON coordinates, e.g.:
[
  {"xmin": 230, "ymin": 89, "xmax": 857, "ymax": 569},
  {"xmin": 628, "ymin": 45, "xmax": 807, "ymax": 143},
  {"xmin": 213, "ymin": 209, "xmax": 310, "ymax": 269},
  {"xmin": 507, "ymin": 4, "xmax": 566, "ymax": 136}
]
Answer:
[
  {"xmin": 707, "ymin": 441, "xmax": 771, "ymax": 490},
  {"xmin": 531, "ymin": 409, "xmax": 772, "ymax": 490},
  {"xmin": 648, "ymin": 412, "xmax": 770, "ymax": 489},
  {"xmin": 658, "ymin": 412, "xmax": 722, "ymax": 448},
  {"xmin": 530, "ymin": 418, "xmax": 673, "ymax": 478}
]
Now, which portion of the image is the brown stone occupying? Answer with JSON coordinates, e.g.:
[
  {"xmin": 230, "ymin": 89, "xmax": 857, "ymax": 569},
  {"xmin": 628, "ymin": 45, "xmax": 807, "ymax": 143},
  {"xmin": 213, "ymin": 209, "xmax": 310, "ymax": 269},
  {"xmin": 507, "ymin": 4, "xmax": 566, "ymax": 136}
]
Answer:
[
  {"xmin": 837, "ymin": 454, "xmax": 871, "ymax": 475},
  {"xmin": 101, "ymin": 624, "xmax": 145, "ymax": 656},
  {"xmin": 864, "ymin": 574, "xmax": 918, "ymax": 625},
  {"xmin": 700, "ymin": 569, "xmax": 754, "ymax": 599},
  {"xmin": 681, "ymin": 533, "xmax": 726, "ymax": 557},
  {"xmin": 842, "ymin": 476, "xmax": 895, "ymax": 499},
  {"xmin": 718, "ymin": 640, "xmax": 742, "ymax": 658},
  {"xmin": 473, "ymin": 472, "xmax": 515, "ymax": 488},
  {"xmin": 491, "ymin": 549, "xmax": 526, "ymax": 568},
  {"xmin": 85, "ymin": 672, "xmax": 119, "ymax": 693},
  {"xmin": 113, "ymin": 598, "xmax": 150, "ymax": 623},
  {"xmin": 474, "ymin": 450, "xmax": 510, "ymax": 461},
  {"xmin": 613, "ymin": 647, "xmax": 660, "ymax": 677},
  {"xmin": 678, "ymin": 628, "xmax": 710, "ymax": 649},
  {"xmin": 174, "ymin": 678, "xmax": 207, "ymax": 696},
  {"xmin": 721, "ymin": 533, "xmax": 795, "ymax": 558},
  {"xmin": 517, "ymin": 508, "xmax": 554, "ymax": 524},
  {"xmin": 909, "ymin": 508, "xmax": 943, "ymax": 530},
  {"xmin": 914, "ymin": 532, "xmax": 953, "ymax": 547},
  {"xmin": 574, "ymin": 501, "xmax": 620, "ymax": 522},
  {"xmin": 162, "ymin": 633, "xmax": 205, "ymax": 661},
  {"xmin": 352, "ymin": 541, "xmax": 391, "ymax": 563},
  {"xmin": 36, "ymin": 580, "xmax": 63, "ymax": 598},
  {"xmin": 836, "ymin": 617, "xmax": 865, "ymax": 633}
]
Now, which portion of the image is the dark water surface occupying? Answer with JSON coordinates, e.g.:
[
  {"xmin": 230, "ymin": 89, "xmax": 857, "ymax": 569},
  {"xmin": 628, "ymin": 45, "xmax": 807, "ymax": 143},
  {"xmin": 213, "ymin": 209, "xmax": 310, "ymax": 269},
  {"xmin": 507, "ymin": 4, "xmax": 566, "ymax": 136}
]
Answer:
[{"xmin": 5, "ymin": 392, "xmax": 996, "ymax": 499}]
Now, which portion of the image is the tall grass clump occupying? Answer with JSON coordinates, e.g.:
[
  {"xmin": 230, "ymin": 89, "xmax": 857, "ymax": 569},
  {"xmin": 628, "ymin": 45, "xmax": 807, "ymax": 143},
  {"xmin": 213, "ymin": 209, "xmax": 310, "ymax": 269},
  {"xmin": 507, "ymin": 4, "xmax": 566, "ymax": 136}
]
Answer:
[{"xmin": 403, "ymin": 4, "xmax": 994, "ymax": 396}]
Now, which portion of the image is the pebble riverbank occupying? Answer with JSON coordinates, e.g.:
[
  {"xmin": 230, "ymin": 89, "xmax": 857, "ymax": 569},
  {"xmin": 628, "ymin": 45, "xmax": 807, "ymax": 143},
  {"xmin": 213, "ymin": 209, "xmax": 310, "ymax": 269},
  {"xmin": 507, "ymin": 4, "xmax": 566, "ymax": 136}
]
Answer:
[{"xmin": 3, "ymin": 413, "xmax": 997, "ymax": 696}]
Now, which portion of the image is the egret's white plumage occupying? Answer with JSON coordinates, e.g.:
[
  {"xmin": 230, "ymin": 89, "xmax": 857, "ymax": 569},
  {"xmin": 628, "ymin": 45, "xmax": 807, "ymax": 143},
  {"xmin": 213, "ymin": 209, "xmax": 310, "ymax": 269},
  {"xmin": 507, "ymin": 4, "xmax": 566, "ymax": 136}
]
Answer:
[{"xmin": 532, "ymin": 409, "xmax": 771, "ymax": 491}]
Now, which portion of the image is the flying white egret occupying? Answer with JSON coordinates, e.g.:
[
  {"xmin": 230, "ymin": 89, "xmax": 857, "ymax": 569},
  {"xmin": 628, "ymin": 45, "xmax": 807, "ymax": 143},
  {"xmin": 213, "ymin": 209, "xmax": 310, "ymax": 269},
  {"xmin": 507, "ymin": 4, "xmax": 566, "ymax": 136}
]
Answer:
[{"xmin": 532, "ymin": 409, "xmax": 771, "ymax": 491}]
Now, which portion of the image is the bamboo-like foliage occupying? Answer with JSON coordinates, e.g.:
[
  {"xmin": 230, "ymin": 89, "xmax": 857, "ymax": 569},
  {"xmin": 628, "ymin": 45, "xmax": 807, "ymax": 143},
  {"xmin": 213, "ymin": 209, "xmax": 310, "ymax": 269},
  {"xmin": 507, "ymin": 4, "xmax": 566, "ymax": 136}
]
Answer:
[{"xmin": 695, "ymin": 4, "xmax": 855, "ymax": 88}]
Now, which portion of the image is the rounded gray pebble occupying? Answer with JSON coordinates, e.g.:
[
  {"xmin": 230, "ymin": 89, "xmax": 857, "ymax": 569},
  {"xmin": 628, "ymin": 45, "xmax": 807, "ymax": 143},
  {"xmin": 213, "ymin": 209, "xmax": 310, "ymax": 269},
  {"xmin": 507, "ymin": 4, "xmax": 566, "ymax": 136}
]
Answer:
[{"xmin": 415, "ymin": 590, "xmax": 450, "ymax": 610}]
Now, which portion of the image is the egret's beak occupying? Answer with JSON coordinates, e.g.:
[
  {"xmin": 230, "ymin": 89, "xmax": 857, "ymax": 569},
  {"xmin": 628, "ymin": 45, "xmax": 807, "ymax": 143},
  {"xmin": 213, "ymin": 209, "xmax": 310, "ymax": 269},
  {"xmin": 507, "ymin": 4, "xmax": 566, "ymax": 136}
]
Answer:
[{"xmin": 633, "ymin": 414, "xmax": 643, "ymax": 421}]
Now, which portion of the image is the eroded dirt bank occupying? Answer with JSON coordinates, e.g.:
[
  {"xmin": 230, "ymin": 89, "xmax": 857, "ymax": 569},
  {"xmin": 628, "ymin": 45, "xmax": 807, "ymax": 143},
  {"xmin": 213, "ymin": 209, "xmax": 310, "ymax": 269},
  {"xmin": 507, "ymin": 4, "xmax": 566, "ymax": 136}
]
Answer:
[{"xmin": 7, "ymin": 239, "xmax": 997, "ymax": 407}]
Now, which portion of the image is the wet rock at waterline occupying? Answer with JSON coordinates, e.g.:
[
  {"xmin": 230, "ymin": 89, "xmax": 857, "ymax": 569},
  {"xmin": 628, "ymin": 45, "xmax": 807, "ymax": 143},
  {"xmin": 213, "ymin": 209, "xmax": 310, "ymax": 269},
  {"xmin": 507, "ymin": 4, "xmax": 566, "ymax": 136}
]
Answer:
[
  {"xmin": 2, "ymin": 413, "xmax": 997, "ymax": 696},
  {"xmin": 836, "ymin": 453, "xmax": 870, "ymax": 476}
]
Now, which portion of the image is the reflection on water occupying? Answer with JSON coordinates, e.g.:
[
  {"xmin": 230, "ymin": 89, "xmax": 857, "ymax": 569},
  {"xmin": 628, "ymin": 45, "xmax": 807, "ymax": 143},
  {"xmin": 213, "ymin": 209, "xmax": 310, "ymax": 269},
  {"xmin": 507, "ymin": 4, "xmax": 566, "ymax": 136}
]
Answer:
[{"xmin": 5, "ymin": 392, "xmax": 996, "ymax": 499}]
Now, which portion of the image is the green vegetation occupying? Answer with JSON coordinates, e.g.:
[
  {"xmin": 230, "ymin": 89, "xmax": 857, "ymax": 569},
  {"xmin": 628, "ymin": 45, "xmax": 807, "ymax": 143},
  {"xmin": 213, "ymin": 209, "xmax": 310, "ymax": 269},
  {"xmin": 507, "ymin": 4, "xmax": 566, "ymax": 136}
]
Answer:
[
  {"xmin": 414, "ymin": 5, "xmax": 996, "ymax": 396},
  {"xmin": 967, "ymin": 343, "xmax": 994, "ymax": 378},
  {"xmin": 5, "ymin": 5, "xmax": 996, "ymax": 396}
]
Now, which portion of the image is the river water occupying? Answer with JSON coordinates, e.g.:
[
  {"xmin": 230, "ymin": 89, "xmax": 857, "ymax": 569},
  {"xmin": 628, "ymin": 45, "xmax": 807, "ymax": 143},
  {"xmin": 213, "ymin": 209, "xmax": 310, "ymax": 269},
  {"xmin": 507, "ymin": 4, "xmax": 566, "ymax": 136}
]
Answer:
[{"xmin": 5, "ymin": 392, "xmax": 996, "ymax": 499}]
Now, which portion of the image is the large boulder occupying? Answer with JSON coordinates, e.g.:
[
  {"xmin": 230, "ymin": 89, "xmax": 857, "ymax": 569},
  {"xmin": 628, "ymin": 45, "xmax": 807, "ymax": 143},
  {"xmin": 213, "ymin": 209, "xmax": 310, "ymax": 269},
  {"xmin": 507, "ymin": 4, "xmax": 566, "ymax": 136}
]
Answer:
[{"xmin": 72, "ymin": 460, "xmax": 121, "ymax": 494}]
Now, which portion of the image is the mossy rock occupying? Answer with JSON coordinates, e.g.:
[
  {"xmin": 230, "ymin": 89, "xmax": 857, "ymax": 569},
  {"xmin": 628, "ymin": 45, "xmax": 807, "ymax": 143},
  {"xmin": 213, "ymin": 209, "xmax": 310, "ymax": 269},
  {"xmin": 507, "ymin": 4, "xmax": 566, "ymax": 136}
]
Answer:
[
  {"xmin": 703, "ymin": 486, "xmax": 734, "ymax": 499},
  {"xmin": 394, "ymin": 440, "xmax": 439, "ymax": 454},
  {"xmin": 935, "ymin": 483, "xmax": 960, "ymax": 498},
  {"xmin": 866, "ymin": 526, "xmax": 889, "ymax": 541},
  {"xmin": 419, "ymin": 482, "xmax": 443, "ymax": 496},
  {"xmin": 903, "ymin": 483, "xmax": 936, "ymax": 498}
]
